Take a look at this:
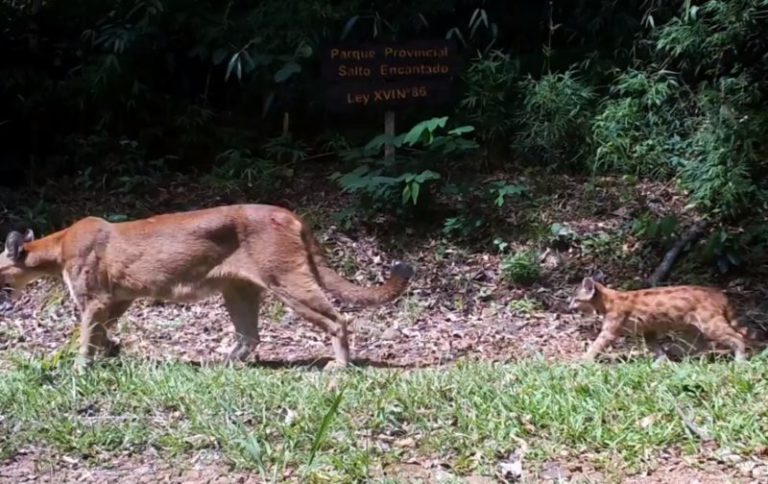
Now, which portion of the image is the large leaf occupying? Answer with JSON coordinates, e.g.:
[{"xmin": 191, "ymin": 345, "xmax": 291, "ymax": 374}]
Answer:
[
  {"xmin": 448, "ymin": 125, "xmax": 475, "ymax": 136},
  {"xmin": 212, "ymin": 48, "xmax": 228, "ymax": 66},
  {"xmin": 274, "ymin": 61, "xmax": 301, "ymax": 83},
  {"xmin": 295, "ymin": 43, "xmax": 313, "ymax": 58},
  {"xmin": 225, "ymin": 52, "xmax": 240, "ymax": 81},
  {"xmin": 340, "ymin": 15, "xmax": 359, "ymax": 40},
  {"xmin": 364, "ymin": 133, "xmax": 404, "ymax": 153},
  {"xmin": 403, "ymin": 117, "xmax": 448, "ymax": 146},
  {"xmin": 261, "ymin": 91, "xmax": 275, "ymax": 119}
]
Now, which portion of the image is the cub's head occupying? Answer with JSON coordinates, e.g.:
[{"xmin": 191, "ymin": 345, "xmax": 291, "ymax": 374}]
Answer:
[
  {"xmin": 568, "ymin": 276, "xmax": 600, "ymax": 313},
  {"xmin": 0, "ymin": 229, "xmax": 36, "ymax": 297}
]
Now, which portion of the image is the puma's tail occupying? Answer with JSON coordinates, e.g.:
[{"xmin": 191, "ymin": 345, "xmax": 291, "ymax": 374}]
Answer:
[{"xmin": 301, "ymin": 226, "xmax": 414, "ymax": 307}]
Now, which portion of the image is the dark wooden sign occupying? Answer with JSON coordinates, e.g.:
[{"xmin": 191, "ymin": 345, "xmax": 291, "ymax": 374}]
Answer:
[
  {"xmin": 325, "ymin": 79, "xmax": 453, "ymax": 112},
  {"xmin": 321, "ymin": 40, "xmax": 459, "ymax": 112}
]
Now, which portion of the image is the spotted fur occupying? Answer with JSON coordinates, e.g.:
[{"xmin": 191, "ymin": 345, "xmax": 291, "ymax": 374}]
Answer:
[{"xmin": 569, "ymin": 277, "xmax": 761, "ymax": 362}]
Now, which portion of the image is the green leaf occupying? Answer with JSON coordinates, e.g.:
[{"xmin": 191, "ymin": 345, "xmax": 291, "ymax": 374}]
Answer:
[
  {"xmin": 448, "ymin": 125, "xmax": 475, "ymax": 136},
  {"xmin": 295, "ymin": 44, "xmax": 313, "ymax": 58},
  {"xmin": 212, "ymin": 48, "xmax": 228, "ymax": 66},
  {"xmin": 341, "ymin": 15, "xmax": 359, "ymax": 40},
  {"xmin": 364, "ymin": 133, "xmax": 403, "ymax": 152},
  {"xmin": 261, "ymin": 91, "xmax": 275, "ymax": 119},
  {"xmin": 403, "ymin": 117, "xmax": 448, "ymax": 146},
  {"xmin": 274, "ymin": 61, "xmax": 301, "ymax": 83},
  {"xmin": 225, "ymin": 52, "xmax": 240, "ymax": 81},
  {"xmin": 415, "ymin": 170, "xmax": 440, "ymax": 183},
  {"xmin": 307, "ymin": 387, "xmax": 345, "ymax": 468},
  {"xmin": 446, "ymin": 27, "xmax": 467, "ymax": 47},
  {"xmin": 106, "ymin": 214, "xmax": 128, "ymax": 222},
  {"xmin": 410, "ymin": 181, "xmax": 421, "ymax": 204}
]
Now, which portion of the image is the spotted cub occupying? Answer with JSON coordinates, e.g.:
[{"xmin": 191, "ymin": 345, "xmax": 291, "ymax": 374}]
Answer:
[{"xmin": 569, "ymin": 277, "xmax": 759, "ymax": 362}]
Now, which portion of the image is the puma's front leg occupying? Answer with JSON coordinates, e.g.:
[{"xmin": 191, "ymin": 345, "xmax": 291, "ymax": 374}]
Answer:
[
  {"xmin": 75, "ymin": 302, "xmax": 111, "ymax": 371},
  {"xmin": 222, "ymin": 283, "xmax": 263, "ymax": 363},
  {"xmin": 102, "ymin": 301, "xmax": 132, "ymax": 357}
]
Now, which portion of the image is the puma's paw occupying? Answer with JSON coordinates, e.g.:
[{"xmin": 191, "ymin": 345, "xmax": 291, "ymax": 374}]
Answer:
[
  {"xmin": 323, "ymin": 359, "xmax": 349, "ymax": 372},
  {"xmin": 225, "ymin": 343, "xmax": 257, "ymax": 363},
  {"xmin": 105, "ymin": 339, "xmax": 122, "ymax": 358}
]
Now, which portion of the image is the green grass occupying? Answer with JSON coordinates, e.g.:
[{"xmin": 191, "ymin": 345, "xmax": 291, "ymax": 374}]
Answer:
[{"xmin": 1, "ymin": 356, "xmax": 767, "ymax": 481}]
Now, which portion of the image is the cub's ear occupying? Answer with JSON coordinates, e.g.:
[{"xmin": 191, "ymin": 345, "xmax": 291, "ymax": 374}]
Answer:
[
  {"xmin": 581, "ymin": 277, "xmax": 596, "ymax": 297},
  {"xmin": 591, "ymin": 270, "xmax": 606, "ymax": 284},
  {"xmin": 4, "ymin": 231, "xmax": 27, "ymax": 262},
  {"xmin": 23, "ymin": 228, "xmax": 35, "ymax": 243}
]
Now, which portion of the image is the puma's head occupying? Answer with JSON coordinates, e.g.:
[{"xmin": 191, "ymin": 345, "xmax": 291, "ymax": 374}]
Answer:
[
  {"xmin": 0, "ymin": 229, "xmax": 36, "ymax": 297},
  {"xmin": 568, "ymin": 276, "xmax": 599, "ymax": 313}
]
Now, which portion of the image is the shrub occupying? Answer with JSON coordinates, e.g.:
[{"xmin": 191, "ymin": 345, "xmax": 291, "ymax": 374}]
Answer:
[
  {"xmin": 500, "ymin": 249, "xmax": 541, "ymax": 285},
  {"xmin": 458, "ymin": 50, "xmax": 517, "ymax": 162},
  {"xmin": 591, "ymin": 69, "xmax": 688, "ymax": 178},
  {"xmin": 331, "ymin": 116, "xmax": 478, "ymax": 215},
  {"xmin": 512, "ymin": 70, "xmax": 596, "ymax": 169},
  {"xmin": 679, "ymin": 77, "xmax": 768, "ymax": 221}
]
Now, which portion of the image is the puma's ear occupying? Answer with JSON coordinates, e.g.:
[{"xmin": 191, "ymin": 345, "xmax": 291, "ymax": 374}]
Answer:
[
  {"xmin": 4, "ymin": 231, "xmax": 27, "ymax": 262},
  {"xmin": 581, "ymin": 277, "xmax": 596, "ymax": 297},
  {"xmin": 23, "ymin": 228, "xmax": 35, "ymax": 243}
]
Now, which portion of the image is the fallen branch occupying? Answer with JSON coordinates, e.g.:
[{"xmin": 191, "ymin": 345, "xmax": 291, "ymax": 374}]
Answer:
[{"xmin": 646, "ymin": 220, "xmax": 709, "ymax": 287}]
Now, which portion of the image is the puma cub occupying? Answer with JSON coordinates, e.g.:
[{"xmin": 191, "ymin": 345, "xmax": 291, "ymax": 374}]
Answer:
[
  {"xmin": 0, "ymin": 204, "xmax": 414, "ymax": 369},
  {"xmin": 569, "ymin": 277, "xmax": 757, "ymax": 362}
]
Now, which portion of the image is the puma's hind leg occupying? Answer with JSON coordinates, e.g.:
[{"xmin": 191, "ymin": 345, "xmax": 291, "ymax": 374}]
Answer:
[
  {"xmin": 222, "ymin": 281, "xmax": 263, "ymax": 362},
  {"xmin": 267, "ymin": 269, "xmax": 350, "ymax": 368}
]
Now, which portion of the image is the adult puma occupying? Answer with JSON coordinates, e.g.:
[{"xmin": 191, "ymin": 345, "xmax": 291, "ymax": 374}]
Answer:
[{"xmin": 0, "ymin": 204, "xmax": 414, "ymax": 369}]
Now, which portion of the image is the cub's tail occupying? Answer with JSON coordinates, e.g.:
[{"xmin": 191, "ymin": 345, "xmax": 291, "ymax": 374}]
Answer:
[
  {"xmin": 725, "ymin": 304, "xmax": 768, "ymax": 347},
  {"xmin": 301, "ymin": 226, "xmax": 414, "ymax": 307}
]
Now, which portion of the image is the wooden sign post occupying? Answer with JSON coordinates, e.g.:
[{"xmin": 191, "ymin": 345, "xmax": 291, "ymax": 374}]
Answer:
[
  {"xmin": 321, "ymin": 40, "xmax": 460, "ymax": 161},
  {"xmin": 384, "ymin": 110, "xmax": 395, "ymax": 162}
]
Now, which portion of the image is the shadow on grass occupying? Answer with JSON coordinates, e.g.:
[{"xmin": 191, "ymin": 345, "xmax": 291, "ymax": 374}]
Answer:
[{"xmin": 177, "ymin": 355, "xmax": 438, "ymax": 370}]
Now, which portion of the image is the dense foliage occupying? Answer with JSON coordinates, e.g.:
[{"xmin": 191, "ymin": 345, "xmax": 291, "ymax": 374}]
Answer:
[{"xmin": 2, "ymin": 0, "xmax": 767, "ymax": 260}]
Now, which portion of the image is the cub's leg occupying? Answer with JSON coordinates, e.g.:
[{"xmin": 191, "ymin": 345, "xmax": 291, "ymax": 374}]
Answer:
[
  {"xmin": 583, "ymin": 316, "xmax": 623, "ymax": 362},
  {"xmin": 696, "ymin": 316, "xmax": 747, "ymax": 362},
  {"xmin": 222, "ymin": 282, "xmax": 263, "ymax": 362},
  {"xmin": 268, "ymin": 269, "xmax": 350, "ymax": 369},
  {"xmin": 643, "ymin": 331, "xmax": 669, "ymax": 364},
  {"xmin": 667, "ymin": 327, "xmax": 709, "ymax": 359}
]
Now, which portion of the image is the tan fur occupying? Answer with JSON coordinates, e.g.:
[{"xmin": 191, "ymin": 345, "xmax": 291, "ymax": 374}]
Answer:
[
  {"xmin": 0, "ymin": 204, "xmax": 414, "ymax": 369},
  {"xmin": 569, "ymin": 277, "xmax": 759, "ymax": 362}
]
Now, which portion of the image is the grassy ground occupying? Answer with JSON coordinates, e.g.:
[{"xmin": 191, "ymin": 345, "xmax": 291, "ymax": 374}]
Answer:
[{"xmin": 2, "ymin": 355, "xmax": 768, "ymax": 482}]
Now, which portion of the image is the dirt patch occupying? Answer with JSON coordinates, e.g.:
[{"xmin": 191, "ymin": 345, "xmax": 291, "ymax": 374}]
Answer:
[
  {"xmin": 2, "ymin": 173, "xmax": 766, "ymax": 370},
  {"xmin": 0, "ymin": 447, "xmax": 262, "ymax": 484},
  {"xmin": 4, "ymin": 448, "xmax": 762, "ymax": 484}
]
